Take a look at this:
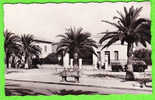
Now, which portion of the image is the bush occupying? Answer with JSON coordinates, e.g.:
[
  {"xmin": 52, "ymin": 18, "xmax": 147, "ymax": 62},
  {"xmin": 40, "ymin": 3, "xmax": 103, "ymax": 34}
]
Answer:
[
  {"xmin": 32, "ymin": 53, "xmax": 59, "ymax": 64},
  {"xmin": 133, "ymin": 49, "xmax": 152, "ymax": 65},
  {"xmin": 42, "ymin": 53, "xmax": 59, "ymax": 64}
]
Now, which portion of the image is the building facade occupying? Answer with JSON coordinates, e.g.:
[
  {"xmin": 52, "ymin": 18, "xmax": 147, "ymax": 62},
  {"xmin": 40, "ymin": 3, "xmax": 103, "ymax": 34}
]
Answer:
[
  {"xmin": 91, "ymin": 34, "xmax": 128, "ymax": 70},
  {"xmin": 34, "ymin": 40, "xmax": 53, "ymax": 58}
]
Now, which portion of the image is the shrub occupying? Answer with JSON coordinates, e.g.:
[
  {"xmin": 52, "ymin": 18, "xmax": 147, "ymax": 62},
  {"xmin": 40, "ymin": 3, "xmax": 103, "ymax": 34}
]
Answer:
[
  {"xmin": 42, "ymin": 53, "xmax": 59, "ymax": 64},
  {"xmin": 133, "ymin": 49, "xmax": 152, "ymax": 65}
]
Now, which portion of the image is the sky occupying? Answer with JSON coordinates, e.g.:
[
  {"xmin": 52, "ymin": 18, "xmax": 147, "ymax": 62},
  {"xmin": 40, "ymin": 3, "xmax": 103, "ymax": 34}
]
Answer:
[{"xmin": 4, "ymin": 2, "xmax": 150, "ymax": 43}]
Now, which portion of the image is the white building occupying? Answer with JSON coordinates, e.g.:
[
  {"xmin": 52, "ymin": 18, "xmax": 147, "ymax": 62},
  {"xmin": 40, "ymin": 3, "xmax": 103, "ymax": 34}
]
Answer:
[
  {"xmin": 92, "ymin": 34, "xmax": 128, "ymax": 70},
  {"xmin": 34, "ymin": 40, "xmax": 53, "ymax": 58}
]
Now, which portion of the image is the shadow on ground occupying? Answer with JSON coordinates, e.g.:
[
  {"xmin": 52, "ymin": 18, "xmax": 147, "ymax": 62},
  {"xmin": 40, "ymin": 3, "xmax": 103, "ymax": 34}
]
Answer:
[
  {"xmin": 5, "ymin": 88, "xmax": 99, "ymax": 96},
  {"xmin": 5, "ymin": 83, "xmax": 99, "ymax": 96},
  {"xmin": 5, "ymin": 88, "xmax": 47, "ymax": 96},
  {"xmin": 88, "ymin": 73, "xmax": 124, "ymax": 79},
  {"xmin": 88, "ymin": 73, "xmax": 152, "ymax": 89},
  {"xmin": 47, "ymin": 89, "xmax": 99, "ymax": 95},
  {"xmin": 5, "ymin": 83, "xmax": 47, "ymax": 96}
]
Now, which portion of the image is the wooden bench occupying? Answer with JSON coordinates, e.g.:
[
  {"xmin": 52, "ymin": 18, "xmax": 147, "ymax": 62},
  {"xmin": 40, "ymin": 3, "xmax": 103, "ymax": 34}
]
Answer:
[{"xmin": 60, "ymin": 68, "xmax": 80, "ymax": 83}]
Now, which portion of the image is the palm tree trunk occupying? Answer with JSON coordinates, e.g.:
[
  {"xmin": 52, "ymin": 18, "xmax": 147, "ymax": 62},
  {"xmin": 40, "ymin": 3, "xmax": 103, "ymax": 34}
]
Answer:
[
  {"xmin": 11, "ymin": 56, "xmax": 16, "ymax": 68},
  {"xmin": 5, "ymin": 49, "xmax": 11, "ymax": 69},
  {"xmin": 28, "ymin": 56, "xmax": 32, "ymax": 69},
  {"xmin": 73, "ymin": 52, "xmax": 80, "ymax": 82},
  {"xmin": 24, "ymin": 56, "xmax": 27, "ymax": 64},
  {"xmin": 25, "ymin": 56, "xmax": 32, "ymax": 69},
  {"xmin": 73, "ymin": 52, "xmax": 79, "ymax": 70},
  {"xmin": 6, "ymin": 54, "xmax": 9, "ymax": 68},
  {"xmin": 24, "ymin": 53, "xmax": 29, "ymax": 69},
  {"xmin": 125, "ymin": 43, "xmax": 135, "ymax": 81},
  {"xmin": 24, "ymin": 55, "xmax": 29, "ymax": 69}
]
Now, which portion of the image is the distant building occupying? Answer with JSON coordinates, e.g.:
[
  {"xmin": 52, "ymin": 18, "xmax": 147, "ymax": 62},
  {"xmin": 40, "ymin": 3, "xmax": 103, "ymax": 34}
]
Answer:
[
  {"xmin": 34, "ymin": 40, "xmax": 53, "ymax": 58},
  {"xmin": 51, "ymin": 43, "xmax": 57, "ymax": 53}
]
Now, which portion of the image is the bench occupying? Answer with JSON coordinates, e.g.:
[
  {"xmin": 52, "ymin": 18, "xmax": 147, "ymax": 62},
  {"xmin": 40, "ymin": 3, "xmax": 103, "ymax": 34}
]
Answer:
[{"xmin": 60, "ymin": 68, "xmax": 80, "ymax": 82}]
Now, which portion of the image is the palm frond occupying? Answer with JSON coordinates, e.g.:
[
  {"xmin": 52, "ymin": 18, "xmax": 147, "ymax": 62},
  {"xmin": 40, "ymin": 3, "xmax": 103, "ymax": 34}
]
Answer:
[
  {"xmin": 101, "ymin": 20, "xmax": 125, "ymax": 31},
  {"xmin": 56, "ymin": 27, "xmax": 97, "ymax": 57},
  {"xmin": 99, "ymin": 32, "xmax": 119, "ymax": 44},
  {"xmin": 124, "ymin": 6, "xmax": 128, "ymax": 17},
  {"xmin": 132, "ymin": 7, "xmax": 143, "ymax": 21},
  {"xmin": 100, "ymin": 6, "xmax": 150, "ymax": 53},
  {"xmin": 101, "ymin": 36, "xmax": 119, "ymax": 50}
]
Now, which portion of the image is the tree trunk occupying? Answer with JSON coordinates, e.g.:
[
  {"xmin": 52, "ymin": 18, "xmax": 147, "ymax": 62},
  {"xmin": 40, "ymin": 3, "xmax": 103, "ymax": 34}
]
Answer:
[
  {"xmin": 24, "ymin": 55, "xmax": 29, "ymax": 69},
  {"xmin": 28, "ymin": 56, "xmax": 32, "ymax": 69},
  {"xmin": 73, "ymin": 52, "xmax": 79, "ymax": 70},
  {"xmin": 24, "ymin": 53, "xmax": 29, "ymax": 69},
  {"xmin": 25, "ymin": 56, "xmax": 32, "ymax": 69},
  {"xmin": 11, "ymin": 56, "xmax": 16, "ymax": 68},
  {"xmin": 125, "ymin": 43, "xmax": 135, "ymax": 81},
  {"xmin": 6, "ymin": 54, "xmax": 9, "ymax": 68},
  {"xmin": 24, "ymin": 55, "xmax": 27, "ymax": 64}
]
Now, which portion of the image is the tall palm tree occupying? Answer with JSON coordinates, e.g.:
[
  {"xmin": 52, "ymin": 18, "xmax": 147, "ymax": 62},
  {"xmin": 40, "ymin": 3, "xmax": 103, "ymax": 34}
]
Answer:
[
  {"xmin": 99, "ymin": 6, "xmax": 151, "ymax": 80},
  {"xmin": 4, "ymin": 30, "xmax": 21, "ymax": 68},
  {"xmin": 20, "ymin": 34, "xmax": 41, "ymax": 69},
  {"xmin": 56, "ymin": 27, "xmax": 98, "ymax": 67}
]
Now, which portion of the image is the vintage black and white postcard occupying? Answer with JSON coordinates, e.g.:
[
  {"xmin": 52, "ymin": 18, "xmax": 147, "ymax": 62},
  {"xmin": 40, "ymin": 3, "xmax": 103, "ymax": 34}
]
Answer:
[{"xmin": 4, "ymin": 2, "xmax": 152, "ymax": 96}]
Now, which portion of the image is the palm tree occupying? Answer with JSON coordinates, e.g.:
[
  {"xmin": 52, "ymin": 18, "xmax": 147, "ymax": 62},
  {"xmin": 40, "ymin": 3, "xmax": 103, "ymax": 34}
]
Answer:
[
  {"xmin": 56, "ymin": 27, "xmax": 98, "ymax": 67},
  {"xmin": 4, "ymin": 30, "xmax": 21, "ymax": 68},
  {"xmin": 20, "ymin": 34, "xmax": 41, "ymax": 69},
  {"xmin": 99, "ymin": 6, "xmax": 151, "ymax": 80}
]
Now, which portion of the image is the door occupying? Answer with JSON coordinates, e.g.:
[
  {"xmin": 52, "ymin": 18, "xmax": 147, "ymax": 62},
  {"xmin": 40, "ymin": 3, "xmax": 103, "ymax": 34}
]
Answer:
[{"xmin": 105, "ymin": 51, "xmax": 110, "ymax": 64}]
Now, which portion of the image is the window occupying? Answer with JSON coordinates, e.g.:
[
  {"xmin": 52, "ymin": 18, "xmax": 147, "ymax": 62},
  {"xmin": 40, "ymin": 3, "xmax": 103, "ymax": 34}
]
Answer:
[
  {"xmin": 114, "ymin": 51, "xmax": 119, "ymax": 60},
  {"xmin": 44, "ymin": 45, "xmax": 47, "ymax": 52}
]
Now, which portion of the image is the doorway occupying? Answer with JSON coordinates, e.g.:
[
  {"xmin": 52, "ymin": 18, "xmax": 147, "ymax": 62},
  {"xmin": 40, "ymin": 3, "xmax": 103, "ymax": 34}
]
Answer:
[{"xmin": 105, "ymin": 51, "xmax": 110, "ymax": 64}]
